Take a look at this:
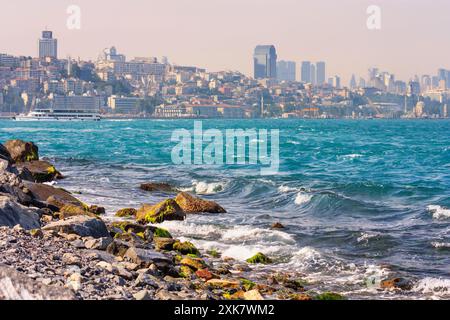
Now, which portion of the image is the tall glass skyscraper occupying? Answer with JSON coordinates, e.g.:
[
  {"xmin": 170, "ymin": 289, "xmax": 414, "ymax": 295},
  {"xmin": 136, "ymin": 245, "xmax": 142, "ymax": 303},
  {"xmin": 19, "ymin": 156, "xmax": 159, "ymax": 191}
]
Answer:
[
  {"xmin": 39, "ymin": 30, "xmax": 58, "ymax": 59},
  {"xmin": 316, "ymin": 61, "xmax": 326, "ymax": 85},
  {"xmin": 277, "ymin": 60, "xmax": 296, "ymax": 82},
  {"xmin": 253, "ymin": 45, "xmax": 277, "ymax": 79},
  {"xmin": 301, "ymin": 61, "xmax": 311, "ymax": 83}
]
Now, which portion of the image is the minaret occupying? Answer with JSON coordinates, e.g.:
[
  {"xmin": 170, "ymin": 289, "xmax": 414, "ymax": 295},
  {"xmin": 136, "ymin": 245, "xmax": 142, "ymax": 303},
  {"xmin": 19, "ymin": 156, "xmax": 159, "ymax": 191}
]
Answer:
[{"xmin": 260, "ymin": 95, "xmax": 264, "ymax": 118}]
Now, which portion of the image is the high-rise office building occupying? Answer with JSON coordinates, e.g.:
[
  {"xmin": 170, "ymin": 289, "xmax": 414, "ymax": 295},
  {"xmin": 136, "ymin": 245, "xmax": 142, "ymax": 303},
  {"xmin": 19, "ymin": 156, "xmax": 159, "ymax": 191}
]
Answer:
[
  {"xmin": 350, "ymin": 74, "xmax": 357, "ymax": 89},
  {"xmin": 39, "ymin": 30, "xmax": 58, "ymax": 59},
  {"xmin": 316, "ymin": 61, "xmax": 326, "ymax": 85},
  {"xmin": 310, "ymin": 64, "xmax": 316, "ymax": 85},
  {"xmin": 253, "ymin": 45, "xmax": 277, "ymax": 79},
  {"xmin": 277, "ymin": 60, "xmax": 296, "ymax": 82},
  {"xmin": 301, "ymin": 61, "xmax": 311, "ymax": 83}
]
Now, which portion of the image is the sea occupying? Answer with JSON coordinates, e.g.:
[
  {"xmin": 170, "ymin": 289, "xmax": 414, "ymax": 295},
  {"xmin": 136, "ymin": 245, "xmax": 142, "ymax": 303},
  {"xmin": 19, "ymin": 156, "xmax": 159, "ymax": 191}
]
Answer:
[{"xmin": 1, "ymin": 119, "xmax": 449, "ymax": 299}]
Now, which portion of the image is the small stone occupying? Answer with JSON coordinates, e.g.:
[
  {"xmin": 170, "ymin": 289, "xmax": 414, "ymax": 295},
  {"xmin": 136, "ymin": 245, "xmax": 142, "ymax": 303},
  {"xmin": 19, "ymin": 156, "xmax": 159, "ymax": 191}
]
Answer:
[
  {"xmin": 206, "ymin": 279, "xmax": 240, "ymax": 289},
  {"xmin": 180, "ymin": 257, "xmax": 206, "ymax": 271},
  {"xmin": 134, "ymin": 289, "xmax": 152, "ymax": 300},
  {"xmin": 96, "ymin": 261, "xmax": 114, "ymax": 273},
  {"xmin": 62, "ymin": 253, "xmax": 81, "ymax": 266},
  {"xmin": 84, "ymin": 237, "xmax": 113, "ymax": 250},
  {"xmin": 134, "ymin": 273, "xmax": 159, "ymax": 288},
  {"xmin": 30, "ymin": 228, "xmax": 44, "ymax": 238},
  {"xmin": 195, "ymin": 269, "xmax": 214, "ymax": 281},
  {"xmin": 271, "ymin": 222, "xmax": 285, "ymax": 229},
  {"xmin": 66, "ymin": 273, "xmax": 82, "ymax": 291},
  {"xmin": 243, "ymin": 289, "xmax": 264, "ymax": 300}
]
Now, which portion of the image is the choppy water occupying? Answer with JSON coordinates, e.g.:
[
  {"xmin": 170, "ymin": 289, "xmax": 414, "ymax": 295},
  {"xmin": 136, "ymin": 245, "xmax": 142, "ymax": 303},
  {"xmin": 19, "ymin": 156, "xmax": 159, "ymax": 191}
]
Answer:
[{"xmin": 1, "ymin": 119, "xmax": 450, "ymax": 299}]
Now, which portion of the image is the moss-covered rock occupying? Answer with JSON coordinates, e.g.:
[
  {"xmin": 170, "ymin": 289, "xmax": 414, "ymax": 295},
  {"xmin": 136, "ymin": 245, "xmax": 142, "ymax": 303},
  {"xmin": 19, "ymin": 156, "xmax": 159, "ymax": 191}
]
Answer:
[
  {"xmin": 4, "ymin": 140, "xmax": 39, "ymax": 163},
  {"xmin": 153, "ymin": 227, "xmax": 172, "ymax": 238},
  {"xmin": 88, "ymin": 205, "xmax": 105, "ymax": 215},
  {"xmin": 140, "ymin": 182, "xmax": 177, "ymax": 193},
  {"xmin": 180, "ymin": 257, "xmax": 206, "ymax": 271},
  {"xmin": 246, "ymin": 252, "xmax": 272, "ymax": 264},
  {"xmin": 58, "ymin": 204, "xmax": 97, "ymax": 219},
  {"xmin": 314, "ymin": 292, "xmax": 346, "ymax": 300},
  {"xmin": 173, "ymin": 241, "xmax": 199, "ymax": 255},
  {"xmin": 136, "ymin": 199, "xmax": 185, "ymax": 224},
  {"xmin": 115, "ymin": 208, "xmax": 137, "ymax": 218},
  {"xmin": 16, "ymin": 160, "xmax": 62, "ymax": 183},
  {"xmin": 154, "ymin": 237, "xmax": 176, "ymax": 250},
  {"xmin": 110, "ymin": 221, "xmax": 147, "ymax": 234},
  {"xmin": 207, "ymin": 249, "xmax": 221, "ymax": 258},
  {"xmin": 240, "ymin": 278, "xmax": 256, "ymax": 291},
  {"xmin": 175, "ymin": 192, "xmax": 226, "ymax": 214},
  {"xmin": 179, "ymin": 265, "xmax": 194, "ymax": 278}
]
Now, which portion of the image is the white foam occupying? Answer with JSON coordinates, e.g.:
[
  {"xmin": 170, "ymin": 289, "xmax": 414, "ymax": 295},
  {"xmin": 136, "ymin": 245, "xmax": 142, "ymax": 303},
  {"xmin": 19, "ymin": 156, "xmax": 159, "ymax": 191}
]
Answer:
[
  {"xmin": 180, "ymin": 180, "xmax": 226, "ymax": 195},
  {"xmin": 294, "ymin": 192, "xmax": 312, "ymax": 205},
  {"xmin": 357, "ymin": 232, "xmax": 379, "ymax": 243},
  {"xmin": 431, "ymin": 242, "xmax": 450, "ymax": 249},
  {"xmin": 341, "ymin": 154, "xmax": 363, "ymax": 160},
  {"xmin": 278, "ymin": 185, "xmax": 298, "ymax": 193},
  {"xmin": 427, "ymin": 205, "xmax": 450, "ymax": 220},
  {"xmin": 413, "ymin": 277, "xmax": 450, "ymax": 295}
]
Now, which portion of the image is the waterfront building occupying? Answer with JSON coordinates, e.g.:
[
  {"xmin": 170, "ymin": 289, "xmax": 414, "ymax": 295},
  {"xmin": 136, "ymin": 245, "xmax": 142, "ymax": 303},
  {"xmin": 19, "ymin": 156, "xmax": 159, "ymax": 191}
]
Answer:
[
  {"xmin": 253, "ymin": 45, "xmax": 277, "ymax": 79},
  {"xmin": 52, "ymin": 95, "xmax": 99, "ymax": 111},
  {"xmin": 108, "ymin": 96, "xmax": 140, "ymax": 114}
]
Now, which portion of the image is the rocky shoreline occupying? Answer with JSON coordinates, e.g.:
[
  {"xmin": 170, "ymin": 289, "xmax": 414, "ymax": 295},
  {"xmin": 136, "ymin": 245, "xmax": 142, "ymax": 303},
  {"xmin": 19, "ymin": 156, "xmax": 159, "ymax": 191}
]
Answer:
[{"xmin": 0, "ymin": 140, "xmax": 408, "ymax": 300}]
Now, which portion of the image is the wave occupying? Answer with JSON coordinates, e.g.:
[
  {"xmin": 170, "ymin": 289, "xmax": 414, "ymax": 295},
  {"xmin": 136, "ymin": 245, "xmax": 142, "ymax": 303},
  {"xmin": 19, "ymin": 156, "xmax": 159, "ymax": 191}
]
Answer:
[
  {"xmin": 412, "ymin": 278, "xmax": 450, "ymax": 296},
  {"xmin": 295, "ymin": 192, "xmax": 312, "ymax": 205},
  {"xmin": 431, "ymin": 242, "xmax": 450, "ymax": 249},
  {"xmin": 339, "ymin": 154, "xmax": 363, "ymax": 160},
  {"xmin": 427, "ymin": 205, "xmax": 450, "ymax": 220},
  {"xmin": 180, "ymin": 180, "xmax": 227, "ymax": 195}
]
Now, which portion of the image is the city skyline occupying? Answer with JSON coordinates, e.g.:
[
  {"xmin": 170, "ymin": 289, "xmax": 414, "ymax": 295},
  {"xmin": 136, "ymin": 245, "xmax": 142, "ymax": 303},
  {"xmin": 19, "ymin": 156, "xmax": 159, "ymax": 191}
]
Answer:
[{"xmin": 1, "ymin": 0, "xmax": 450, "ymax": 84}]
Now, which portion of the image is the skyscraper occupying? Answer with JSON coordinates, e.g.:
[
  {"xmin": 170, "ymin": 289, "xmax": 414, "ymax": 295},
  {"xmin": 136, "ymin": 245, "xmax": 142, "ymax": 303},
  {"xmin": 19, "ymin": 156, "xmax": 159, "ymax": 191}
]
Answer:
[
  {"xmin": 301, "ymin": 61, "xmax": 311, "ymax": 83},
  {"xmin": 310, "ymin": 64, "xmax": 316, "ymax": 85},
  {"xmin": 39, "ymin": 30, "xmax": 58, "ymax": 59},
  {"xmin": 277, "ymin": 60, "xmax": 296, "ymax": 82},
  {"xmin": 316, "ymin": 61, "xmax": 326, "ymax": 85},
  {"xmin": 253, "ymin": 45, "xmax": 277, "ymax": 79}
]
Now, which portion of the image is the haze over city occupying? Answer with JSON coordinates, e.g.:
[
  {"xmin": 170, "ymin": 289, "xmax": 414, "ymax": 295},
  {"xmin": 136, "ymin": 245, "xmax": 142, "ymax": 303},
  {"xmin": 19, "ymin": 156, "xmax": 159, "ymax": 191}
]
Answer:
[{"xmin": 1, "ymin": 0, "xmax": 449, "ymax": 83}]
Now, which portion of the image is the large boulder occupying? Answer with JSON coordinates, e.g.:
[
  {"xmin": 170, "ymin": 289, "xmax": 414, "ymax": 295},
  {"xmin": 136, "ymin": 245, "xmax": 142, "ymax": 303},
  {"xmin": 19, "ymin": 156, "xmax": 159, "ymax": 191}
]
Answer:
[
  {"xmin": 23, "ymin": 181, "xmax": 83, "ymax": 210},
  {"xmin": 0, "ymin": 265, "xmax": 77, "ymax": 300},
  {"xmin": 175, "ymin": 192, "xmax": 226, "ymax": 214},
  {"xmin": 3, "ymin": 140, "xmax": 39, "ymax": 163},
  {"xmin": 42, "ymin": 215, "xmax": 110, "ymax": 239},
  {"xmin": 0, "ymin": 195, "xmax": 41, "ymax": 230},
  {"xmin": 15, "ymin": 160, "xmax": 62, "ymax": 183},
  {"xmin": 0, "ymin": 144, "xmax": 12, "ymax": 171},
  {"xmin": 136, "ymin": 199, "xmax": 185, "ymax": 224}
]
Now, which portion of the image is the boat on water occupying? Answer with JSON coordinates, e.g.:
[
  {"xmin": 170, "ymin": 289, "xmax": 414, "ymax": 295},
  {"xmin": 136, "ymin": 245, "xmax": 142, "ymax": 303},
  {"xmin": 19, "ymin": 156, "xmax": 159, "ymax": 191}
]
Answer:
[{"xmin": 14, "ymin": 109, "xmax": 101, "ymax": 121}]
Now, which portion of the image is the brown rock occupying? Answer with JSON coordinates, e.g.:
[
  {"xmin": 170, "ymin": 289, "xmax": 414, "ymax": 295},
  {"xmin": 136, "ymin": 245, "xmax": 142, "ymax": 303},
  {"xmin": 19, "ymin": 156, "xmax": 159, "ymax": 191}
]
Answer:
[
  {"xmin": 115, "ymin": 208, "xmax": 137, "ymax": 218},
  {"xmin": 380, "ymin": 278, "xmax": 412, "ymax": 290},
  {"xmin": 243, "ymin": 289, "xmax": 264, "ymax": 300},
  {"xmin": 3, "ymin": 140, "xmax": 39, "ymax": 163},
  {"xmin": 271, "ymin": 222, "xmax": 285, "ymax": 229},
  {"xmin": 15, "ymin": 160, "xmax": 62, "ymax": 183},
  {"xmin": 23, "ymin": 181, "xmax": 83, "ymax": 210},
  {"xmin": 153, "ymin": 237, "xmax": 176, "ymax": 251},
  {"xmin": 175, "ymin": 192, "xmax": 226, "ymax": 214},
  {"xmin": 58, "ymin": 204, "xmax": 97, "ymax": 219},
  {"xmin": 136, "ymin": 199, "xmax": 185, "ymax": 224},
  {"xmin": 206, "ymin": 279, "xmax": 240, "ymax": 289},
  {"xmin": 195, "ymin": 269, "xmax": 214, "ymax": 281},
  {"xmin": 140, "ymin": 182, "xmax": 177, "ymax": 193}
]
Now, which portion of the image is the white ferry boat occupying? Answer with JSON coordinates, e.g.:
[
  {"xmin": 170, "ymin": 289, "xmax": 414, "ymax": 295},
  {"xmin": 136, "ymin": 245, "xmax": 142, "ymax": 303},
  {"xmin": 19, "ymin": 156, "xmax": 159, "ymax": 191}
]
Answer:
[{"xmin": 14, "ymin": 109, "xmax": 101, "ymax": 121}]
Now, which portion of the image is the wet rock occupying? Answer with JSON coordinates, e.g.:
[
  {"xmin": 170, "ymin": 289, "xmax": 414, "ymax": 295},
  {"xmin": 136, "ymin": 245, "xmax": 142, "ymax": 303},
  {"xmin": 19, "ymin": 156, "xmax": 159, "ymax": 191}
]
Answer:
[
  {"xmin": 115, "ymin": 208, "xmax": 137, "ymax": 218},
  {"xmin": 271, "ymin": 222, "xmax": 285, "ymax": 229},
  {"xmin": 140, "ymin": 182, "xmax": 177, "ymax": 193},
  {"xmin": 59, "ymin": 204, "xmax": 97, "ymax": 219},
  {"xmin": 0, "ymin": 195, "xmax": 41, "ymax": 230},
  {"xmin": 0, "ymin": 264, "xmax": 76, "ymax": 300},
  {"xmin": 42, "ymin": 216, "xmax": 110, "ymax": 239},
  {"xmin": 3, "ymin": 140, "xmax": 39, "ymax": 163},
  {"xmin": 175, "ymin": 192, "xmax": 226, "ymax": 214},
  {"xmin": 136, "ymin": 199, "xmax": 185, "ymax": 224},
  {"xmin": 314, "ymin": 292, "xmax": 346, "ymax": 300},
  {"xmin": 290, "ymin": 293, "xmax": 312, "ymax": 300},
  {"xmin": 173, "ymin": 241, "xmax": 199, "ymax": 255},
  {"xmin": 124, "ymin": 247, "xmax": 172, "ymax": 268},
  {"xmin": 15, "ymin": 160, "xmax": 62, "ymax": 183},
  {"xmin": 88, "ymin": 205, "xmax": 105, "ymax": 216},
  {"xmin": 246, "ymin": 252, "xmax": 272, "ymax": 264},
  {"xmin": 23, "ymin": 181, "xmax": 83, "ymax": 210},
  {"xmin": 380, "ymin": 277, "xmax": 412, "ymax": 291}
]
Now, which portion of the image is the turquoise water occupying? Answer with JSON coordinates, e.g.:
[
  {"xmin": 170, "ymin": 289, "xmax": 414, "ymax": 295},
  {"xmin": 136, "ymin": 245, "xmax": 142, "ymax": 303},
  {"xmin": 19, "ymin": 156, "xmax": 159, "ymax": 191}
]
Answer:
[{"xmin": 1, "ymin": 119, "xmax": 450, "ymax": 299}]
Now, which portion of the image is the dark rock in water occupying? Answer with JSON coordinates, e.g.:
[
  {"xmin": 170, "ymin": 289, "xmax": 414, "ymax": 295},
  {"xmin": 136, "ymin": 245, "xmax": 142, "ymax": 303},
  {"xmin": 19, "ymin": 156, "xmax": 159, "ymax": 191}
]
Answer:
[
  {"xmin": 3, "ymin": 140, "xmax": 39, "ymax": 163},
  {"xmin": 246, "ymin": 252, "xmax": 272, "ymax": 264},
  {"xmin": 0, "ymin": 264, "xmax": 77, "ymax": 300},
  {"xmin": 175, "ymin": 192, "xmax": 226, "ymax": 214},
  {"xmin": 42, "ymin": 216, "xmax": 110, "ymax": 239},
  {"xmin": 124, "ymin": 247, "xmax": 172, "ymax": 268},
  {"xmin": 23, "ymin": 181, "xmax": 83, "ymax": 210},
  {"xmin": 0, "ymin": 195, "xmax": 41, "ymax": 230},
  {"xmin": 271, "ymin": 222, "xmax": 285, "ymax": 229},
  {"xmin": 15, "ymin": 160, "xmax": 62, "ymax": 183},
  {"xmin": 136, "ymin": 199, "xmax": 185, "ymax": 224},
  {"xmin": 380, "ymin": 277, "xmax": 413, "ymax": 291},
  {"xmin": 140, "ymin": 182, "xmax": 177, "ymax": 193},
  {"xmin": 58, "ymin": 204, "xmax": 97, "ymax": 219},
  {"xmin": 88, "ymin": 205, "xmax": 105, "ymax": 215}
]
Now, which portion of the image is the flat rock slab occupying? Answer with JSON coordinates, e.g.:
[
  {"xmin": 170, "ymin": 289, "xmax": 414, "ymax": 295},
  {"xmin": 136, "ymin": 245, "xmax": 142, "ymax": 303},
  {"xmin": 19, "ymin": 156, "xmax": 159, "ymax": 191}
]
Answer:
[
  {"xmin": 0, "ymin": 264, "xmax": 76, "ymax": 300},
  {"xmin": 0, "ymin": 195, "xmax": 40, "ymax": 230},
  {"xmin": 124, "ymin": 247, "xmax": 172, "ymax": 267},
  {"xmin": 42, "ymin": 216, "xmax": 110, "ymax": 239}
]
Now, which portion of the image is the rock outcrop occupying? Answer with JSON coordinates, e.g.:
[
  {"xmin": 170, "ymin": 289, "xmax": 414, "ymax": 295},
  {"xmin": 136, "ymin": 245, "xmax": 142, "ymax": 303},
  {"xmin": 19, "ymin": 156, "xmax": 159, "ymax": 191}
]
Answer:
[
  {"xmin": 15, "ymin": 160, "xmax": 63, "ymax": 183},
  {"xmin": 0, "ymin": 195, "xmax": 41, "ymax": 230},
  {"xmin": 175, "ymin": 192, "xmax": 226, "ymax": 214},
  {"xmin": 136, "ymin": 199, "xmax": 185, "ymax": 224},
  {"xmin": 3, "ymin": 140, "xmax": 39, "ymax": 163},
  {"xmin": 42, "ymin": 216, "xmax": 110, "ymax": 239}
]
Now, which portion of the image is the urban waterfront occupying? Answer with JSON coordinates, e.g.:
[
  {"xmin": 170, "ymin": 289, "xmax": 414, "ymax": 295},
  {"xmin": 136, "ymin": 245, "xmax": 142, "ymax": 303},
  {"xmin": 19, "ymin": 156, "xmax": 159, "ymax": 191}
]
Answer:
[{"xmin": 1, "ymin": 118, "xmax": 449, "ymax": 299}]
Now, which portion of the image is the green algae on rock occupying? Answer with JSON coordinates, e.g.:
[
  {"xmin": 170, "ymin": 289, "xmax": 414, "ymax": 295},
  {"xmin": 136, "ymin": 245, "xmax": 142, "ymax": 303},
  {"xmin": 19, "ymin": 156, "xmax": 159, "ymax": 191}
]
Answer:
[
  {"xmin": 136, "ymin": 199, "xmax": 185, "ymax": 224},
  {"xmin": 246, "ymin": 252, "xmax": 272, "ymax": 264}
]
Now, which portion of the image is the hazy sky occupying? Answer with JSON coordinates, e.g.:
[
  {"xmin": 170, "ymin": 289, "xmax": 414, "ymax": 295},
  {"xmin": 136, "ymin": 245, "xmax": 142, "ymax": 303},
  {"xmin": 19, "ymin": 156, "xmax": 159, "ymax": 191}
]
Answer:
[{"xmin": 1, "ymin": 0, "xmax": 449, "ymax": 83}]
